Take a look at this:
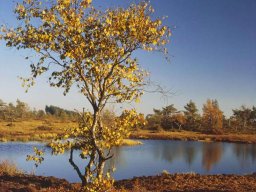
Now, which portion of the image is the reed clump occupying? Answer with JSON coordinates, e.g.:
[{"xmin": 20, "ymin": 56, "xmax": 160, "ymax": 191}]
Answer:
[{"xmin": 0, "ymin": 160, "xmax": 23, "ymax": 176}]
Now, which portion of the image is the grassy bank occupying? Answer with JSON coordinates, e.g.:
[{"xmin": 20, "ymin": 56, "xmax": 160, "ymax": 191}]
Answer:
[
  {"xmin": 130, "ymin": 130, "xmax": 256, "ymax": 144},
  {"xmin": 1, "ymin": 120, "xmax": 256, "ymax": 144},
  {"xmin": 0, "ymin": 120, "xmax": 75, "ymax": 142},
  {"xmin": 0, "ymin": 120, "xmax": 143, "ymax": 146}
]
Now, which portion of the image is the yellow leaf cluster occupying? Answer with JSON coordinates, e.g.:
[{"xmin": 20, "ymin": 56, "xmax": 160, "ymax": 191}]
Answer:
[{"xmin": 0, "ymin": 0, "xmax": 170, "ymax": 106}]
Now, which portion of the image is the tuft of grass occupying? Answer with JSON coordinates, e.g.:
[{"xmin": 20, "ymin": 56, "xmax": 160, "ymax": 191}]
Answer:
[
  {"xmin": 120, "ymin": 139, "xmax": 143, "ymax": 146},
  {"xmin": 0, "ymin": 160, "xmax": 23, "ymax": 176},
  {"xmin": 162, "ymin": 170, "xmax": 170, "ymax": 175},
  {"xmin": 0, "ymin": 137, "xmax": 8, "ymax": 142},
  {"xmin": 185, "ymin": 171, "xmax": 197, "ymax": 175}
]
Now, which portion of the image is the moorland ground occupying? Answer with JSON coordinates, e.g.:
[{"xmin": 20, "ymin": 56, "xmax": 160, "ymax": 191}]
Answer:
[{"xmin": 0, "ymin": 120, "xmax": 255, "ymax": 144}]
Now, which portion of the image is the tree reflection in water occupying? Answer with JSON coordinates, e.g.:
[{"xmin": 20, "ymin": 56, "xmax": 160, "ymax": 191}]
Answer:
[
  {"xmin": 184, "ymin": 146, "xmax": 197, "ymax": 167},
  {"xmin": 101, "ymin": 140, "xmax": 256, "ymax": 177},
  {"xmin": 104, "ymin": 147, "xmax": 126, "ymax": 174},
  {"xmin": 202, "ymin": 143, "xmax": 223, "ymax": 171},
  {"xmin": 233, "ymin": 144, "xmax": 256, "ymax": 167}
]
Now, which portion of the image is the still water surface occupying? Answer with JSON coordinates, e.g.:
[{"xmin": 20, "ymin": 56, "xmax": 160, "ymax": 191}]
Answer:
[{"xmin": 0, "ymin": 140, "xmax": 255, "ymax": 182}]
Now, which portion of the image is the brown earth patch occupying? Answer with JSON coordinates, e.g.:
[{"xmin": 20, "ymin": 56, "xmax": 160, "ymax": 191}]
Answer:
[
  {"xmin": 1, "ymin": 173, "xmax": 256, "ymax": 192},
  {"xmin": 114, "ymin": 173, "xmax": 256, "ymax": 192}
]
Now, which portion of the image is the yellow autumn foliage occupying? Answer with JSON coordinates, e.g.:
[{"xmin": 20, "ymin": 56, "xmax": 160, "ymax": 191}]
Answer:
[{"xmin": 1, "ymin": 0, "xmax": 170, "ymax": 188}]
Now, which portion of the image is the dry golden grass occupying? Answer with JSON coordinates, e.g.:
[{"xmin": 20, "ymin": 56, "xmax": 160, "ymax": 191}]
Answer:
[
  {"xmin": 1, "ymin": 120, "xmax": 255, "ymax": 144},
  {"xmin": 130, "ymin": 129, "xmax": 256, "ymax": 144},
  {"xmin": 0, "ymin": 160, "xmax": 23, "ymax": 176},
  {"xmin": 0, "ymin": 120, "xmax": 76, "ymax": 142},
  {"xmin": 119, "ymin": 139, "xmax": 143, "ymax": 146},
  {"xmin": 0, "ymin": 120, "xmax": 144, "ymax": 145}
]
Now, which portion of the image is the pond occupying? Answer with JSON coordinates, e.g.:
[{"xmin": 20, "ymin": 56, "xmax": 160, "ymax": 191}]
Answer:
[{"xmin": 0, "ymin": 140, "xmax": 255, "ymax": 182}]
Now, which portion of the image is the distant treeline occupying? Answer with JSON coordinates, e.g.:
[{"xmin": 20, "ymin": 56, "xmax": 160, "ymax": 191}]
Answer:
[
  {"xmin": 1, "ymin": 98, "xmax": 256, "ymax": 134},
  {"xmin": 0, "ymin": 99, "xmax": 77, "ymax": 122},
  {"xmin": 145, "ymin": 99, "xmax": 256, "ymax": 134}
]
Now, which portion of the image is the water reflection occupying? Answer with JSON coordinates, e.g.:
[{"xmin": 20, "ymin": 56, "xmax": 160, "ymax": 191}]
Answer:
[
  {"xmin": 184, "ymin": 146, "xmax": 197, "ymax": 167},
  {"xmin": 0, "ymin": 140, "xmax": 255, "ymax": 182},
  {"xmin": 152, "ymin": 141, "xmax": 185, "ymax": 163},
  {"xmin": 105, "ymin": 147, "xmax": 127, "ymax": 172},
  {"xmin": 202, "ymin": 143, "xmax": 223, "ymax": 171},
  {"xmin": 109, "ymin": 141, "xmax": 255, "ymax": 177},
  {"xmin": 233, "ymin": 144, "xmax": 256, "ymax": 167}
]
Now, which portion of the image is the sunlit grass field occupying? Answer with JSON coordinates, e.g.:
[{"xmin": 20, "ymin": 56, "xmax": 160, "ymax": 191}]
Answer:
[
  {"xmin": 131, "ymin": 129, "xmax": 256, "ymax": 144},
  {"xmin": 0, "ymin": 120, "xmax": 255, "ymax": 144},
  {"xmin": 0, "ymin": 120, "xmax": 143, "ymax": 146},
  {"xmin": 0, "ymin": 120, "xmax": 75, "ymax": 142}
]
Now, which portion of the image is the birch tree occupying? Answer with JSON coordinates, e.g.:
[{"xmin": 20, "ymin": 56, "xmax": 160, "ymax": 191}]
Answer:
[{"xmin": 1, "ymin": 0, "xmax": 170, "ymax": 189}]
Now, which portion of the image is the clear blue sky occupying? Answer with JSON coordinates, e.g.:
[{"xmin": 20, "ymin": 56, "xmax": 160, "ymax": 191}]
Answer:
[{"xmin": 0, "ymin": 0, "xmax": 255, "ymax": 117}]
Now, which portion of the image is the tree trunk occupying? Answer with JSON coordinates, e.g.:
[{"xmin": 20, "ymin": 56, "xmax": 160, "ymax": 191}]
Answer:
[
  {"xmin": 243, "ymin": 120, "xmax": 246, "ymax": 129},
  {"xmin": 97, "ymin": 157, "xmax": 106, "ymax": 179},
  {"xmin": 84, "ymin": 149, "xmax": 96, "ymax": 184},
  {"xmin": 70, "ymin": 106, "xmax": 111, "ymax": 186},
  {"xmin": 91, "ymin": 108, "xmax": 107, "ymax": 180},
  {"xmin": 69, "ymin": 147, "xmax": 87, "ymax": 186}
]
